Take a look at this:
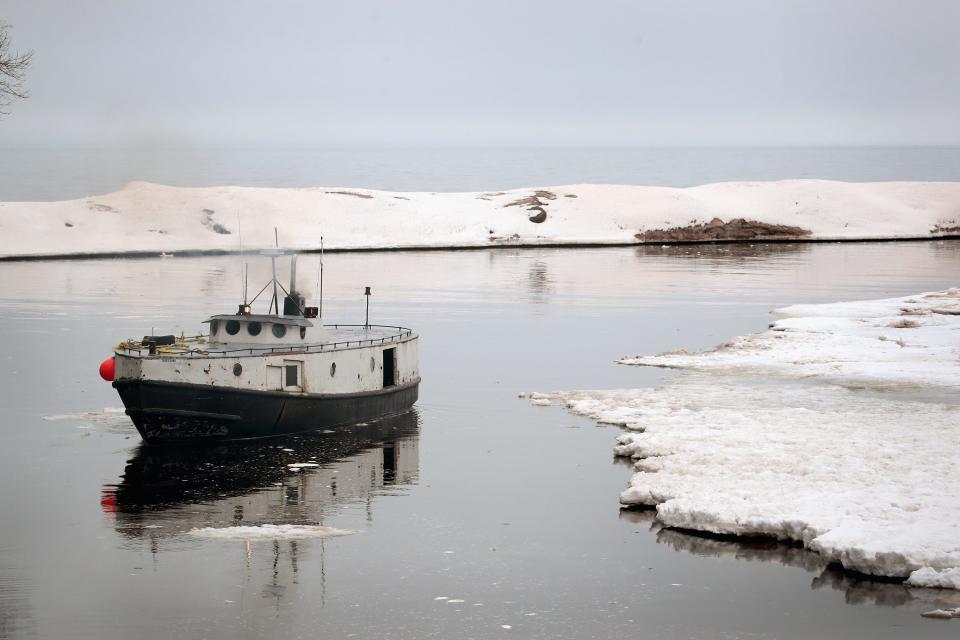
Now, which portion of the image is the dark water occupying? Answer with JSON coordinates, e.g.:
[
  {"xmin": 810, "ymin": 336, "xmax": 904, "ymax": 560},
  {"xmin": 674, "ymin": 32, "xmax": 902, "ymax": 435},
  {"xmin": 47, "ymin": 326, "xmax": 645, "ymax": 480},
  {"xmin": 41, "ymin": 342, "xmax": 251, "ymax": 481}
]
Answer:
[
  {"xmin": 2, "ymin": 146, "xmax": 960, "ymax": 201},
  {"xmin": 1, "ymin": 242, "xmax": 959, "ymax": 639}
]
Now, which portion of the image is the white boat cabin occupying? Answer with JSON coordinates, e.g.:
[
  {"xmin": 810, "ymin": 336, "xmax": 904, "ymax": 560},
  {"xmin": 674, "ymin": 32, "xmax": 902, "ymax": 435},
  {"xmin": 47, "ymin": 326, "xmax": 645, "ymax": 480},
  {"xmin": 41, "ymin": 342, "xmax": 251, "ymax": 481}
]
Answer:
[{"xmin": 205, "ymin": 313, "xmax": 320, "ymax": 346}]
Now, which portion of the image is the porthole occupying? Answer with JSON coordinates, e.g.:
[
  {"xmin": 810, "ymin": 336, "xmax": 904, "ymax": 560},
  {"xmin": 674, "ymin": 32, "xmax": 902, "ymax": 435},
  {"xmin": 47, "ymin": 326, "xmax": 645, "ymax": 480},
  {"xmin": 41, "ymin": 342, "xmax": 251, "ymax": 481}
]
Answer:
[
  {"xmin": 330, "ymin": 362, "xmax": 337, "ymax": 377},
  {"xmin": 300, "ymin": 326, "xmax": 306, "ymax": 339},
  {"xmin": 233, "ymin": 363, "xmax": 243, "ymax": 376},
  {"xmin": 247, "ymin": 321, "xmax": 262, "ymax": 336},
  {"xmin": 226, "ymin": 320, "xmax": 240, "ymax": 335},
  {"xmin": 272, "ymin": 323, "xmax": 287, "ymax": 338},
  {"xmin": 209, "ymin": 319, "xmax": 219, "ymax": 336}
]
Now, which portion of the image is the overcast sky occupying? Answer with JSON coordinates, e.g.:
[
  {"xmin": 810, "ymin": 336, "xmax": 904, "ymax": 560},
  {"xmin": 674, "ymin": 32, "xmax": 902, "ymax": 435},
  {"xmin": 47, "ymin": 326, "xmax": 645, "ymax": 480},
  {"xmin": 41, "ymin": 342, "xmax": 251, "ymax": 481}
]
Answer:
[{"xmin": 1, "ymin": 0, "xmax": 959, "ymax": 147}]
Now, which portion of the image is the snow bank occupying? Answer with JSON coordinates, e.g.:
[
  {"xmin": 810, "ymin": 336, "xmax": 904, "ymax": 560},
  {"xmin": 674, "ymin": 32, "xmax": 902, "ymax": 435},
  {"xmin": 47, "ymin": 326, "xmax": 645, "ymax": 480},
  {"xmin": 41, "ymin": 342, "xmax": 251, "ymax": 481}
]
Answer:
[
  {"xmin": 535, "ymin": 289, "xmax": 960, "ymax": 587},
  {"xmin": 1, "ymin": 180, "xmax": 958, "ymax": 258},
  {"xmin": 188, "ymin": 524, "xmax": 355, "ymax": 540},
  {"xmin": 621, "ymin": 288, "xmax": 960, "ymax": 389}
]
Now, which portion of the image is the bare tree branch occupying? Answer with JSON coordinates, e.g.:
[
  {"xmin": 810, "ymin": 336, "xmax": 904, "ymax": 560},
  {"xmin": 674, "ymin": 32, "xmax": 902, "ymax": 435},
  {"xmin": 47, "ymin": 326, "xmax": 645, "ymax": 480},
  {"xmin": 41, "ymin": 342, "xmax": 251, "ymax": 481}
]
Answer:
[{"xmin": 0, "ymin": 21, "xmax": 33, "ymax": 115}]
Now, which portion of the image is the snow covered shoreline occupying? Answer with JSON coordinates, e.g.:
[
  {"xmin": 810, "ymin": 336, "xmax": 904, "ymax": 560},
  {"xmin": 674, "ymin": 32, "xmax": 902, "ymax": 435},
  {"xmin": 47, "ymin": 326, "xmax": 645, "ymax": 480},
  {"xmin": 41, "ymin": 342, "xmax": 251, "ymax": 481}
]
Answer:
[
  {"xmin": 1, "ymin": 179, "xmax": 959, "ymax": 259},
  {"xmin": 533, "ymin": 289, "xmax": 960, "ymax": 589}
]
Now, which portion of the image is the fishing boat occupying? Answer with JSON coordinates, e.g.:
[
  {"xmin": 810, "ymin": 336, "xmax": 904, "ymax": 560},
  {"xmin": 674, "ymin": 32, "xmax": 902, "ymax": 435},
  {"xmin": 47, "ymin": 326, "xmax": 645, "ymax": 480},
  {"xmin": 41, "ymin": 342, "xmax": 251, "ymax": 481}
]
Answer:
[{"xmin": 99, "ymin": 251, "xmax": 420, "ymax": 444}]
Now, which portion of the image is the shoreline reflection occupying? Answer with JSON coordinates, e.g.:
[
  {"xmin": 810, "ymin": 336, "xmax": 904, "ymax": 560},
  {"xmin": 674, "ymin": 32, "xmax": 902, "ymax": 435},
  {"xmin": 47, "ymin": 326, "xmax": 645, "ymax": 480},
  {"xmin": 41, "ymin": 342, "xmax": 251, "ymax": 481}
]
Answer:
[{"xmin": 621, "ymin": 509, "xmax": 960, "ymax": 613}]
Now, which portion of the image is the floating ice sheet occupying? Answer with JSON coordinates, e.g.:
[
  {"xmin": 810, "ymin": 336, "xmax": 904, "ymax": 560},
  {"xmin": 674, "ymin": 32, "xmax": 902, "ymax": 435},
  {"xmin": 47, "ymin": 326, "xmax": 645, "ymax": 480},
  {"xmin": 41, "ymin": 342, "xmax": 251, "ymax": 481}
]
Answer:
[
  {"xmin": 620, "ymin": 288, "xmax": 960, "ymax": 389},
  {"xmin": 537, "ymin": 289, "xmax": 960, "ymax": 588},
  {"xmin": 188, "ymin": 524, "xmax": 356, "ymax": 540}
]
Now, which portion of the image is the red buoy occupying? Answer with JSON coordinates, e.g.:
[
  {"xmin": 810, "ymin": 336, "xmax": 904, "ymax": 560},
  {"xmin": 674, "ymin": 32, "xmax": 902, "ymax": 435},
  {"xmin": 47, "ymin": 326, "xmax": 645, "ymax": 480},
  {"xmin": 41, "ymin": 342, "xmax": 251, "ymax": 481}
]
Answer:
[{"xmin": 99, "ymin": 357, "xmax": 115, "ymax": 382}]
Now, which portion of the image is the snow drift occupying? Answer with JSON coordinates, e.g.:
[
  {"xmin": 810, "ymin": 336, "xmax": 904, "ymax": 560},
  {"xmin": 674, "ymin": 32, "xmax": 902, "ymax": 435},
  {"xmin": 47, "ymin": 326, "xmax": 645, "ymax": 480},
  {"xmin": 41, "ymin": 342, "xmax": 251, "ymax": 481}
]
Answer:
[
  {"xmin": 1, "ymin": 179, "xmax": 959, "ymax": 258},
  {"xmin": 533, "ymin": 289, "xmax": 960, "ymax": 587}
]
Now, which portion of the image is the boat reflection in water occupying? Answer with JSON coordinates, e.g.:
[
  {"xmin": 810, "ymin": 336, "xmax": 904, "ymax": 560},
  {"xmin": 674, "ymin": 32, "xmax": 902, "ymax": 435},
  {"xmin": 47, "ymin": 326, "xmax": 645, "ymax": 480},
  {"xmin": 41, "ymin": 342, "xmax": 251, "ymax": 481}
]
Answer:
[{"xmin": 102, "ymin": 410, "xmax": 420, "ymax": 544}]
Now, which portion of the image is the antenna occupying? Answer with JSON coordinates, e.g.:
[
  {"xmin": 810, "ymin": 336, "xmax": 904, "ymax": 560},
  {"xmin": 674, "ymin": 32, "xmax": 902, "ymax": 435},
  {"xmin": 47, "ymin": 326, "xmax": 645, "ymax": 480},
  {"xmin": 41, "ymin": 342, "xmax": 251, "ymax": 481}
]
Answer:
[
  {"xmin": 270, "ymin": 255, "xmax": 279, "ymax": 315},
  {"xmin": 238, "ymin": 211, "xmax": 244, "ymax": 302},
  {"xmin": 319, "ymin": 237, "xmax": 324, "ymax": 320},
  {"xmin": 270, "ymin": 227, "xmax": 280, "ymax": 314},
  {"xmin": 243, "ymin": 263, "xmax": 249, "ymax": 305}
]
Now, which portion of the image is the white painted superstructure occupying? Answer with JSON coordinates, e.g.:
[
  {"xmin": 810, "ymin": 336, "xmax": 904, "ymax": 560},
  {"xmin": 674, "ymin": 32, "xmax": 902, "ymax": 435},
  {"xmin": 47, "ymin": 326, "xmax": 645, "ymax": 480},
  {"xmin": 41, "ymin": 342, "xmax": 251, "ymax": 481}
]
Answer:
[{"xmin": 115, "ymin": 324, "xmax": 419, "ymax": 396}]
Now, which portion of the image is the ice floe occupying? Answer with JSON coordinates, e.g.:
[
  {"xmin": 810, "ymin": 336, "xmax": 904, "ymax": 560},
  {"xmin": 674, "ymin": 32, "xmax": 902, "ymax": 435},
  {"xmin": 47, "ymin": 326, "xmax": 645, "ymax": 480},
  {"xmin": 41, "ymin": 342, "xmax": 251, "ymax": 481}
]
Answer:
[
  {"xmin": 620, "ymin": 288, "xmax": 960, "ymax": 389},
  {"xmin": 908, "ymin": 567, "xmax": 960, "ymax": 590},
  {"xmin": 42, "ymin": 407, "xmax": 127, "ymax": 421},
  {"xmin": 537, "ymin": 289, "xmax": 960, "ymax": 588},
  {"xmin": 188, "ymin": 524, "xmax": 356, "ymax": 540},
  {"xmin": 2, "ymin": 180, "xmax": 959, "ymax": 258}
]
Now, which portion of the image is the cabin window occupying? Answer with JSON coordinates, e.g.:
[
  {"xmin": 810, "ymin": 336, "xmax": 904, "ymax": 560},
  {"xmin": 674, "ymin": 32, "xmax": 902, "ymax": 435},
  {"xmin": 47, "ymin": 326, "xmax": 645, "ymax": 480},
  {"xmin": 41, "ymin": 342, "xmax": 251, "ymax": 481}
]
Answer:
[
  {"xmin": 383, "ymin": 348, "xmax": 396, "ymax": 387},
  {"xmin": 226, "ymin": 320, "xmax": 240, "ymax": 335},
  {"xmin": 330, "ymin": 362, "xmax": 337, "ymax": 377},
  {"xmin": 272, "ymin": 323, "xmax": 287, "ymax": 338},
  {"xmin": 209, "ymin": 320, "xmax": 219, "ymax": 336},
  {"xmin": 300, "ymin": 326, "xmax": 306, "ymax": 339},
  {"xmin": 247, "ymin": 321, "xmax": 262, "ymax": 336},
  {"xmin": 283, "ymin": 360, "xmax": 302, "ymax": 391}
]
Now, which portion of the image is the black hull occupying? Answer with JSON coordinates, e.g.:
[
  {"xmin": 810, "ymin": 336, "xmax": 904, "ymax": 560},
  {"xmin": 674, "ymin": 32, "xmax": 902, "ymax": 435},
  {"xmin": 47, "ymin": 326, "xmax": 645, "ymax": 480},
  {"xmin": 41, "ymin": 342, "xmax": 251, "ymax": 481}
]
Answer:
[{"xmin": 113, "ymin": 378, "xmax": 419, "ymax": 444}]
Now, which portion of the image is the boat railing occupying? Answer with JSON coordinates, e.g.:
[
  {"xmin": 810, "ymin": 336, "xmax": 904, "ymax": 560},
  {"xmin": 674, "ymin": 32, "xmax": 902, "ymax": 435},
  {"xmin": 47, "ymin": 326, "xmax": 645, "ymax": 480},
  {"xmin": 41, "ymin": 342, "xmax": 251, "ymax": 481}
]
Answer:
[{"xmin": 116, "ymin": 324, "xmax": 416, "ymax": 358}]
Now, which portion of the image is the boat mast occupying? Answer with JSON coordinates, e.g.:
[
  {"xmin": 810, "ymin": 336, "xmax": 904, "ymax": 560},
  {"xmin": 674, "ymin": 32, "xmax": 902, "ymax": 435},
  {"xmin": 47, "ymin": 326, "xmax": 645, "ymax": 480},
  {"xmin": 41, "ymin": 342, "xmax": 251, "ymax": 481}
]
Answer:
[
  {"xmin": 270, "ymin": 255, "xmax": 279, "ymax": 315},
  {"xmin": 319, "ymin": 236, "xmax": 324, "ymax": 320},
  {"xmin": 270, "ymin": 227, "xmax": 280, "ymax": 315}
]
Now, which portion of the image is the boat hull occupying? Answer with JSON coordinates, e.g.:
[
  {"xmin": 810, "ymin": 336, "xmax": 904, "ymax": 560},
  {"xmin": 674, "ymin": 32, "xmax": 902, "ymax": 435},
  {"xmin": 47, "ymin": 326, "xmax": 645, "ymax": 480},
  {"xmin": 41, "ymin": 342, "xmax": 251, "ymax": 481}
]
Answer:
[{"xmin": 113, "ymin": 378, "xmax": 420, "ymax": 444}]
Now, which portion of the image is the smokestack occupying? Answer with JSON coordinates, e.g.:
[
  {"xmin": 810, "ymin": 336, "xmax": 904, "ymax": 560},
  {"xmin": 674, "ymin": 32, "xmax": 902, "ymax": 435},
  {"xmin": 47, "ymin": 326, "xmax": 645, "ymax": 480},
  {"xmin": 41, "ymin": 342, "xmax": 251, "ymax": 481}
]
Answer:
[
  {"xmin": 283, "ymin": 254, "xmax": 305, "ymax": 315},
  {"xmin": 289, "ymin": 255, "xmax": 298, "ymax": 294}
]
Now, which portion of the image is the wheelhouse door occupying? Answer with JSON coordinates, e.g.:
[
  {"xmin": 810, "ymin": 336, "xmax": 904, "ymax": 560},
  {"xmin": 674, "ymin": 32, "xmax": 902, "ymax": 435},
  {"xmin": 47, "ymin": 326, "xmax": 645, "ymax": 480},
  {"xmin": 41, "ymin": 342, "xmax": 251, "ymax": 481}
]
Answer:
[
  {"xmin": 267, "ymin": 365, "xmax": 283, "ymax": 391},
  {"xmin": 382, "ymin": 348, "xmax": 396, "ymax": 388}
]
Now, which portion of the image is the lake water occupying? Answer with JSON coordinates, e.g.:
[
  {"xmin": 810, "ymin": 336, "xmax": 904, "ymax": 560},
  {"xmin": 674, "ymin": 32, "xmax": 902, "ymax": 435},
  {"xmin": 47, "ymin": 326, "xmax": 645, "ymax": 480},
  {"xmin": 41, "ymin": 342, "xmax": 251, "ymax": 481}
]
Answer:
[
  {"xmin": 2, "ymin": 146, "xmax": 960, "ymax": 201},
  {"xmin": 1, "ymin": 241, "xmax": 959, "ymax": 639}
]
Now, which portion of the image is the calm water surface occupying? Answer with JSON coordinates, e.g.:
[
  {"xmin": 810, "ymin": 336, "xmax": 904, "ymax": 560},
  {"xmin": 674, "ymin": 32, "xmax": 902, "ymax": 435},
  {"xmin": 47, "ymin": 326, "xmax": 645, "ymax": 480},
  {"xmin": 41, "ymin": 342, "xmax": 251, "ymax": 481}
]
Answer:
[
  {"xmin": 2, "ymin": 146, "xmax": 960, "ymax": 201},
  {"xmin": 1, "ymin": 242, "xmax": 959, "ymax": 639}
]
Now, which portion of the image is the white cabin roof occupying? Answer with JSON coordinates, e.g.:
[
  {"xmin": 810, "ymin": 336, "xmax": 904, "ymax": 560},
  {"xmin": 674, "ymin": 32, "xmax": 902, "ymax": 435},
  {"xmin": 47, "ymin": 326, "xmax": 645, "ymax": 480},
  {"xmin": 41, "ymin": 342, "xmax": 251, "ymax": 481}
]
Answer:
[{"xmin": 203, "ymin": 314, "xmax": 314, "ymax": 327}]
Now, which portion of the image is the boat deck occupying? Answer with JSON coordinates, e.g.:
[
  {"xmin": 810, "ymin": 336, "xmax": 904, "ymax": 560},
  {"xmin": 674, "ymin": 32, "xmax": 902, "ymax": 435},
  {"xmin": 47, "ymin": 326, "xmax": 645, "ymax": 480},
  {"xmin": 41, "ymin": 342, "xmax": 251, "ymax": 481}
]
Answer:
[{"xmin": 115, "ymin": 324, "xmax": 415, "ymax": 359}]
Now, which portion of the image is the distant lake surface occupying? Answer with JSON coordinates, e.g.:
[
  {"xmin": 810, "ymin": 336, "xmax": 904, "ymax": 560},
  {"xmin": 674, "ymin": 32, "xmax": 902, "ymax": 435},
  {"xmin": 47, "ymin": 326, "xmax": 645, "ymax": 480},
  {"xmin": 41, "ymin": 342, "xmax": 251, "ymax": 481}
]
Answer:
[
  {"xmin": 2, "ymin": 146, "xmax": 960, "ymax": 200},
  {"xmin": 1, "ymin": 242, "xmax": 958, "ymax": 639}
]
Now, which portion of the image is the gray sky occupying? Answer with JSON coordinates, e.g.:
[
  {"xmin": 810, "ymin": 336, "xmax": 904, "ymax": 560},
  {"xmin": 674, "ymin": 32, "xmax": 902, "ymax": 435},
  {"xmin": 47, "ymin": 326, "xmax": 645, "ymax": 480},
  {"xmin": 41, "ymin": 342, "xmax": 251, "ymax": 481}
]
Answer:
[{"xmin": 1, "ymin": 0, "xmax": 959, "ymax": 147}]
